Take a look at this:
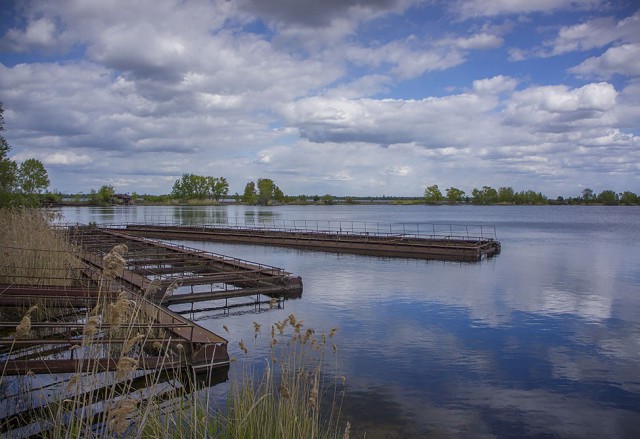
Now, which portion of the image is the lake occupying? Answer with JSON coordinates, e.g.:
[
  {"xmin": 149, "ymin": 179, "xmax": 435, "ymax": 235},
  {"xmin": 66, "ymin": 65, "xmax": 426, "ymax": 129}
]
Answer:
[{"xmin": 57, "ymin": 204, "xmax": 640, "ymax": 438}]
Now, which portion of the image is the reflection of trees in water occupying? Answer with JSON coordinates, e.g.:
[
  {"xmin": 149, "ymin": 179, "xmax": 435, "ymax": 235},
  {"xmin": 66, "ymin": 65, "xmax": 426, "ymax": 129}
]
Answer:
[
  {"xmin": 244, "ymin": 210, "xmax": 281, "ymax": 226},
  {"xmin": 173, "ymin": 207, "xmax": 229, "ymax": 225},
  {"xmin": 90, "ymin": 206, "xmax": 116, "ymax": 223}
]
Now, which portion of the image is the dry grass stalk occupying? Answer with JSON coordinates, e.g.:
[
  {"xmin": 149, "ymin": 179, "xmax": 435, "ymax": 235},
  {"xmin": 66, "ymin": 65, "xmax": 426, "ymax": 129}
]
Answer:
[
  {"xmin": 0, "ymin": 209, "xmax": 80, "ymax": 286},
  {"xmin": 111, "ymin": 243, "xmax": 128, "ymax": 257},
  {"xmin": 122, "ymin": 333, "xmax": 145, "ymax": 355},
  {"xmin": 115, "ymin": 356, "xmax": 138, "ymax": 380},
  {"xmin": 82, "ymin": 315, "xmax": 100, "ymax": 338},
  {"xmin": 106, "ymin": 295, "xmax": 135, "ymax": 331},
  {"xmin": 343, "ymin": 421, "xmax": 351, "ymax": 439},
  {"xmin": 107, "ymin": 398, "xmax": 138, "ymax": 435},
  {"xmin": 143, "ymin": 279, "xmax": 161, "ymax": 298},
  {"xmin": 102, "ymin": 249, "xmax": 126, "ymax": 280},
  {"xmin": 15, "ymin": 305, "xmax": 38, "ymax": 338}
]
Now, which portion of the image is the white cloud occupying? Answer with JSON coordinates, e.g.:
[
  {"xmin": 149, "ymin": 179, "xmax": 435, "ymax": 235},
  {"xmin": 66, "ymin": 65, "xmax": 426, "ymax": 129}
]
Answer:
[
  {"xmin": 544, "ymin": 12, "xmax": 640, "ymax": 56},
  {"xmin": 451, "ymin": 33, "xmax": 504, "ymax": 50},
  {"xmin": 503, "ymin": 83, "xmax": 617, "ymax": 128},
  {"xmin": 281, "ymin": 92, "xmax": 502, "ymax": 146},
  {"xmin": 472, "ymin": 75, "xmax": 518, "ymax": 95},
  {"xmin": 570, "ymin": 44, "xmax": 640, "ymax": 79},
  {"xmin": 345, "ymin": 38, "xmax": 466, "ymax": 80},
  {"xmin": 2, "ymin": 18, "xmax": 59, "ymax": 52},
  {"xmin": 42, "ymin": 151, "xmax": 92, "ymax": 166}
]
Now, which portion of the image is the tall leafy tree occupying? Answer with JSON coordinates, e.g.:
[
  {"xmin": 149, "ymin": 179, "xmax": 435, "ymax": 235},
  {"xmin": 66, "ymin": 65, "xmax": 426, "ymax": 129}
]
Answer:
[
  {"xmin": 497, "ymin": 186, "xmax": 515, "ymax": 203},
  {"xmin": 445, "ymin": 187, "xmax": 465, "ymax": 204},
  {"xmin": 90, "ymin": 185, "xmax": 115, "ymax": 205},
  {"xmin": 0, "ymin": 101, "xmax": 18, "ymax": 204},
  {"xmin": 581, "ymin": 188, "xmax": 595, "ymax": 203},
  {"xmin": 424, "ymin": 184, "xmax": 443, "ymax": 204},
  {"xmin": 18, "ymin": 158, "xmax": 50, "ymax": 194},
  {"xmin": 471, "ymin": 186, "xmax": 498, "ymax": 205},
  {"xmin": 620, "ymin": 191, "xmax": 638, "ymax": 205},
  {"xmin": 242, "ymin": 181, "xmax": 257, "ymax": 204},
  {"xmin": 172, "ymin": 174, "xmax": 228, "ymax": 200},
  {"xmin": 256, "ymin": 178, "xmax": 284, "ymax": 205},
  {"xmin": 597, "ymin": 189, "xmax": 619, "ymax": 205},
  {"xmin": 205, "ymin": 176, "xmax": 229, "ymax": 200}
]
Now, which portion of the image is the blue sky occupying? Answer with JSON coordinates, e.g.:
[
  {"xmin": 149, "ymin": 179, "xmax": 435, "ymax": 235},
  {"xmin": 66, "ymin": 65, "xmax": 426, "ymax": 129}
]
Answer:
[{"xmin": 1, "ymin": 0, "xmax": 638, "ymax": 197}]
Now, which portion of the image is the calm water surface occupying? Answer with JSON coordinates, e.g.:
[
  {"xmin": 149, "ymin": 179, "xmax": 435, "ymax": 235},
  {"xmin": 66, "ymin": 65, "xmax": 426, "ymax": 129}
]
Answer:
[{"xmin": 58, "ymin": 204, "xmax": 640, "ymax": 438}]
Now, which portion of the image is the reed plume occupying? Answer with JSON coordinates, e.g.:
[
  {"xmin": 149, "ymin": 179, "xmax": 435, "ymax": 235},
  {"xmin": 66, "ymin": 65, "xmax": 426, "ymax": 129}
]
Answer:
[
  {"xmin": 102, "ymin": 248, "xmax": 126, "ymax": 279},
  {"xmin": 111, "ymin": 243, "xmax": 128, "ymax": 256},
  {"xmin": 107, "ymin": 399, "xmax": 138, "ymax": 435},
  {"xmin": 115, "ymin": 356, "xmax": 138, "ymax": 380},
  {"xmin": 343, "ymin": 421, "xmax": 351, "ymax": 439},
  {"xmin": 15, "ymin": 305, "xmax": 38, "ymax": 338},
  {"xmin": 82, "ymin": 315, "xmax": 100, "ymax": 338},
  {"xmin": 122, "ymin": 333, "xmax": 145, "ymax": 355}
]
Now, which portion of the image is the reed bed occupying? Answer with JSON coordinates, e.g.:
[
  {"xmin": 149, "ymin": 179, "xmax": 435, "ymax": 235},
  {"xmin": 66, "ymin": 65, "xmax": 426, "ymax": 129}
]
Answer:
[
  {"xmin": 0, "ymin": 209, "xmax": 349, "ymax": 438},
  {"xmin": 216, "ymin": 316, "xmax": 347, "ymax": 439},
  {"xmin": 0, "ymin": 208, "xmax": 80, "ymax": 286}
]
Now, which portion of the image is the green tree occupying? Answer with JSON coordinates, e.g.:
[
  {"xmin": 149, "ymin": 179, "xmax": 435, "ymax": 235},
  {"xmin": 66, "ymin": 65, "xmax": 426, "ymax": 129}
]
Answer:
[
  {"xmin": 0, "ymin": 101, "xmax": 18, "ymax": 205},
  {"xmin": 205, "ymin": 176, "xmax": 229, "ymax": 201},
  {"xmin": 424, "ymin": 184, "xmax": 443, "ymax": 204},
  {"xmin": 90, "ymin": 185, "xmax": 115, "ymax": 205},
  {"xmin": 620, "ymin": 191, "xmax": 638, "ymax": 205},
  {"xmin": 597, "ymin": 189, "xmax": 619, "ymax": 205},
  {"xmin": 242, "ymin": 181, "xmax": 257, "ymax": 204},
  {"xmin": 445, "ymin": 187, "xmax": 465, "ymax": 204},
  {"xmin": 273, "ymin": 185, "xmax": 285, "ymax": 203},
  {"xmin": 497, "ymin": 186, "xmax": 515, "ymax": 204},
  {"xmin": 471, "ymin": 186, "xmax": 498, "ymax": 205},
  {"xmin": 256, "ymin": 178, "xmax": 284, "ymax": 205},
  {"xmin": 172, "ymin": 173, "xmax": 210, "ymax": 200},
  {"xmin": 321, "ymin": 194, "xmax": 334, "ymax": 205},
  {"xmin": 581, "ymin": 188, "xmax": 595, "ymax": 204},
  {"xmin": 18, "ymin": 158, "xmax": 50, "ymax": 194},
  {"xmin": 514, "ymin": 190, "xmax": 547, "ymax": 205}
]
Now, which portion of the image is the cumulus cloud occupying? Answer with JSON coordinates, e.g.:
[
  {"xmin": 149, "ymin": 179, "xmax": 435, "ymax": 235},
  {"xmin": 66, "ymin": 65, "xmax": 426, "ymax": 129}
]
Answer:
[
  {"xmin": 503, "ymin": 83, "xmax": 618, "ymax": 134},
  {"xmin": 1, "ymin": 18, "xmax": 59, "ymax": 52},
  {"xmin": 472, "ymin": 75, "xmax": 518, "ymax": 95},
  {"xmin": 281, "ymin": 92, "xmax": 502, "ymax": 146},
  {"xmin": 570, "ymin": 44, "xmax": 640, "ymax": 79},
  {"xmin": 543, "ymin": 12, "xmax": 640, "ymax": 56}
]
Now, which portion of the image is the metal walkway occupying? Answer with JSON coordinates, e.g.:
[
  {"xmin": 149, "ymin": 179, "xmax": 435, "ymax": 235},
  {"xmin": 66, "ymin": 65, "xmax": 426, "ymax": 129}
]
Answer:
[
  {"xmin": 112, "ymin": 220, "xmax": 501, "ymax": 262},
  {"xmin": 70, "ymin": 226, "xmax": 303, "ymax": 302}
]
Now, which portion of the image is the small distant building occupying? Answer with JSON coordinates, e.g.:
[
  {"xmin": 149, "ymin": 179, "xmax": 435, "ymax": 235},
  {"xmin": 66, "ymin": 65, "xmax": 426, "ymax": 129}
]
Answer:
[{"xmin": 114, "ymin": 193, "xmax": 134, "ymax": 205}]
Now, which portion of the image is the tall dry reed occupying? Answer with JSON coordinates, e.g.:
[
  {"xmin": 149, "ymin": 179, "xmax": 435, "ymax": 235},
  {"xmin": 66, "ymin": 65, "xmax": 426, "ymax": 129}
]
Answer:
[{"xmin": 0, "ymin": 209, "xmax": 80, "ymax": 286}]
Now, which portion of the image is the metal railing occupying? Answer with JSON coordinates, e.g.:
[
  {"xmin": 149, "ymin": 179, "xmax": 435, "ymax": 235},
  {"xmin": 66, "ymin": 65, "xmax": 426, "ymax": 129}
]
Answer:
[{"xmin": 131, "ymin": 217, "xmax": 498, "ymax": 241}]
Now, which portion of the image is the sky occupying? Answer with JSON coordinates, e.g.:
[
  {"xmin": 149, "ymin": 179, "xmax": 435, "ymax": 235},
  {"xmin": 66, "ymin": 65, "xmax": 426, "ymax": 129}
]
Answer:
[{"xmin": 0, "ymin": 0, "xmax": 639, "ymax": 198}]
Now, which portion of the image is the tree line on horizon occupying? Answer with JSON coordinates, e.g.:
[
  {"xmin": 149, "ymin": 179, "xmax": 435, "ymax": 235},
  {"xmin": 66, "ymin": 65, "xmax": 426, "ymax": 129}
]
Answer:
[
  {"xmin": 62, "ymin": 178, "xmax": 640, "ymax": 207},
  {"xmin": 424, "ymin": 184, "xmax": 639, "ymax": 206}
]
